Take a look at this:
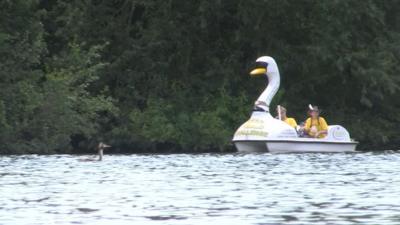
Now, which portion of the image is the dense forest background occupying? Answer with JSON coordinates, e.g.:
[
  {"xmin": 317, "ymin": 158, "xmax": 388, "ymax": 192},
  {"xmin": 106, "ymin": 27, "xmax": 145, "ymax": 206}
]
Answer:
[{"xmin": 0, "ymin": 0, "xmax": 399, "ymax": 154}]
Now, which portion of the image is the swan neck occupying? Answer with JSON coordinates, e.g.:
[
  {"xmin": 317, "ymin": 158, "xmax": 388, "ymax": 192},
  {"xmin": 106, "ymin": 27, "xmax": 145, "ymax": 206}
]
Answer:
[
  {"xmin": 98, "ymin": 149, "xmax": 103, "ymax": 161},
  {"xmin": 256, "ymin": 70, "xmax": 280, "ymax": 113}
]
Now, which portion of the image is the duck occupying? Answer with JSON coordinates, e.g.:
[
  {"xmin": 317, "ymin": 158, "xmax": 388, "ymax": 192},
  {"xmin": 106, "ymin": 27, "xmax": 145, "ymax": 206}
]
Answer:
[{"xmin": 79, "ymin": 142, "xmax": 111, "ymax": 162}]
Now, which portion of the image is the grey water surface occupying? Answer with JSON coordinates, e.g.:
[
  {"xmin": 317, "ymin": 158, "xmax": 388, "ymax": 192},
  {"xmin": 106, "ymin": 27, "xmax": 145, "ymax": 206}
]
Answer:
[{"xmin": 1, "ymin": 152, "xmax": 400, "ymax": 225}]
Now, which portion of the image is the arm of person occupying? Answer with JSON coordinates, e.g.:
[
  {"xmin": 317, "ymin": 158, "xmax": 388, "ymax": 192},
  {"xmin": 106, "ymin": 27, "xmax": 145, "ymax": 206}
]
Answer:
[
  {"xmin": 314, "ymin": 130, "xmax": 328, "ymax": 138},
  {"xmin": 286, "ymin": 118, "xmax": 298, "ymax": 128},
  {"xmin": 291, "ymin": 118, "xmax": 298, "ymax": 128},
  {"xmin": 303, "ymin": 118, "xmax": 311, "ymax": 133},
  {"xmin": 314, "ymin": 117, "xmax": 328, "ymax": 137}
]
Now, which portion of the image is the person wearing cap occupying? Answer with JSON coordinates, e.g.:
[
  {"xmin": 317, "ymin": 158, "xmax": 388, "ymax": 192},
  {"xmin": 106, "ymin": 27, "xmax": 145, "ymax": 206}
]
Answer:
[
  {"xmin": 276, "ymin": 106, "xmax": 298, "ymax": 128},
  {"xmin": 304, "ymin": 105, "xmax": 328, "ymax": 138}
]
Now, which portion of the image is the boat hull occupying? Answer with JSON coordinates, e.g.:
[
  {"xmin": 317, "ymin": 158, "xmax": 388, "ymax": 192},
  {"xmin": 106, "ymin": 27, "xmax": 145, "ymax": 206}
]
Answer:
[{"xmin": 234, "ymin": 139, "xmax": 358, "ymax": 153}]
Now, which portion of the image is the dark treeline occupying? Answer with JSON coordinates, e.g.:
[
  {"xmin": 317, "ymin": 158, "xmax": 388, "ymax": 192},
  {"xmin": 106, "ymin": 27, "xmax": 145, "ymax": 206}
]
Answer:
[{"xmin": 1, "ymin": 0, "xmax": 399, "ymax": 154}]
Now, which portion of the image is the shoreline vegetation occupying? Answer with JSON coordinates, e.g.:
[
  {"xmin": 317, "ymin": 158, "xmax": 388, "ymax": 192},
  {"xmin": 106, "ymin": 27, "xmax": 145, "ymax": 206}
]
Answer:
[{"xmin": 1, "ymin": 1, "xmax": 399, "ymax": 154}]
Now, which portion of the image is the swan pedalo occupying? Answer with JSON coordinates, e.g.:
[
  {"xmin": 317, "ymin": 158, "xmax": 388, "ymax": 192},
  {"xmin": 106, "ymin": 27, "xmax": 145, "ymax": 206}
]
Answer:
[{"xmin": 232, "ymin": 56, "xmax": 358, "ymax": 153}]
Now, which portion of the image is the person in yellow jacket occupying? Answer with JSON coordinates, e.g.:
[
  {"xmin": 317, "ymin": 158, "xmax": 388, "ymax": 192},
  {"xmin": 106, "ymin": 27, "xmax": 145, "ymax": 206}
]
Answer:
[
  {"xmin": 276, "ymin": 106, "xmax": 297, "ymax": 128},
  {"xmin": 304, "ymin": 105, "xmax": 328, "ymax": 138}
]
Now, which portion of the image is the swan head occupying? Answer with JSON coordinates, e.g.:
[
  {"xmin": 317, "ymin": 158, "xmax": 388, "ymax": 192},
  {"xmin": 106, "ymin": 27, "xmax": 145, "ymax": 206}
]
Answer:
[
  {"xmin": 249, "ymin": 56, "xmax": 279, "ymax": 77},
  {"xmin": 98, "ymin": 142, "xmax": 111, "ymax": 150}
]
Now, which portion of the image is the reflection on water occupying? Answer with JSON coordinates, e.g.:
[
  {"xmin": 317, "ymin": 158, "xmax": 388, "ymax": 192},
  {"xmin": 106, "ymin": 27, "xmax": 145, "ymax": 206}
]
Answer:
[{"xmin": 1, "ymin": 152, "xmax": 400, "ymax": 224}]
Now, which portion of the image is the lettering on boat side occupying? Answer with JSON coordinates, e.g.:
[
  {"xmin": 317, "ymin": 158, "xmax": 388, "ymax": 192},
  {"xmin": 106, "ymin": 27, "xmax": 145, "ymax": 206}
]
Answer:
[
  {"xmin": 242, "ymin": 119, "xmax": 265, "ymax": 129},
  {"xmin": 235, "ymin": 130, "xmax": 268, "ymax": 137},
  {"xmin": 277, "ymin": 129, "xmax": 297, "ymax": 138}
]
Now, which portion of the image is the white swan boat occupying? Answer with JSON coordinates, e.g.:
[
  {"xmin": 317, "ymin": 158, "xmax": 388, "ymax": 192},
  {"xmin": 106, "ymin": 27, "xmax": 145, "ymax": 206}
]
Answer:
[{"xmin": 232, "ymin": 56, "xmax": 358, "ymax": 153}]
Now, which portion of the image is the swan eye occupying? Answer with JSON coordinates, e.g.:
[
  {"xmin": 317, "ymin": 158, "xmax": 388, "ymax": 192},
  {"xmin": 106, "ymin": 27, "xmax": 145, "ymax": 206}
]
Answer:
[{"xmin": 255, "ymin": 61, "xmax": 268, "ymax": 69}]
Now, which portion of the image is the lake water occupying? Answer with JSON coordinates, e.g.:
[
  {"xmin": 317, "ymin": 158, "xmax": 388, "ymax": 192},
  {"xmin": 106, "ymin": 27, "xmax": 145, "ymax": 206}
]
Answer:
[{"xmin": 1, "ymin": 152, "xmax": 400, "ymax": 225}]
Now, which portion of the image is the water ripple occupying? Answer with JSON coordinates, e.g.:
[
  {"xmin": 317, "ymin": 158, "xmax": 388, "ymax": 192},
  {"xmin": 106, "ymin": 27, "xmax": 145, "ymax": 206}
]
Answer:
[{"xmin": 0, "ymin": 152, "xmax": 399, "ymax": 224}]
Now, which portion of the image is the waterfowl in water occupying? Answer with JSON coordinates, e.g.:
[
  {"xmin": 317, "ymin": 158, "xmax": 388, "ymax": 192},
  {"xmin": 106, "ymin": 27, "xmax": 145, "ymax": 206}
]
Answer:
[{"xmin": 79, "ymin": 142, "xmax": 111, "ymax": 161}]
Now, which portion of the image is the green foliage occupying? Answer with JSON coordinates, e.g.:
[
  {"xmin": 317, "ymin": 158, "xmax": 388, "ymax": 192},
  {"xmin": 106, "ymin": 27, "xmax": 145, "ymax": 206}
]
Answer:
[
  {"xmin": 29, "ymin": 43, "xmax": 117, "ymax": 153},
  {"xmin": 0, "ymin": 0, "xmax": 399, "ymax": 153}
]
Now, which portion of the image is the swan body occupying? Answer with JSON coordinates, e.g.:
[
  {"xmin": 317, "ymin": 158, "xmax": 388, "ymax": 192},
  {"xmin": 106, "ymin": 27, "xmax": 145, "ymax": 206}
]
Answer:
[{"xmin": 232, "ymin": 56, "xmax": 358, "ymax": 153}]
